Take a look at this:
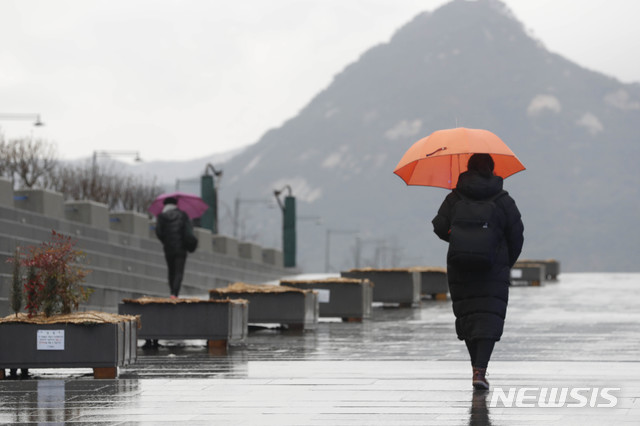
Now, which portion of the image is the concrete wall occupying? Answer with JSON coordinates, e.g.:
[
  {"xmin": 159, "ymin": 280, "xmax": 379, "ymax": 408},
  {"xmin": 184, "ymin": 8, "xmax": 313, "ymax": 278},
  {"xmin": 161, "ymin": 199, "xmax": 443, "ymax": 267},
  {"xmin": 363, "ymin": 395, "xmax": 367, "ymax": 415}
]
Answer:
[
  {"xmin": 14, "ymin": 189, "xmax": 64, "ymax": 219},
  {"xmin": 0, "ymin": 187, "xmax": 292, "ymax": 317},
  {"xmin": 0, "ymin": 178, "xmax": 12, "ymax": 207}
]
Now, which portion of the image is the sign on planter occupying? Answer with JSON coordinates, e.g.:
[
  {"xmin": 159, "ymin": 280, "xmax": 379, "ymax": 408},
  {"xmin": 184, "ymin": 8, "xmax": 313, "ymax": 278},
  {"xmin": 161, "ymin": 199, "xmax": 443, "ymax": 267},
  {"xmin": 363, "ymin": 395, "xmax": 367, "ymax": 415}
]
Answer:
[
  {"xmin": 37, "ymin": 330, "xmax": 65, "ymax": 350},
  {"xmin": 316, "ymin": 289, "xmax": 330, "ymax": 303}
]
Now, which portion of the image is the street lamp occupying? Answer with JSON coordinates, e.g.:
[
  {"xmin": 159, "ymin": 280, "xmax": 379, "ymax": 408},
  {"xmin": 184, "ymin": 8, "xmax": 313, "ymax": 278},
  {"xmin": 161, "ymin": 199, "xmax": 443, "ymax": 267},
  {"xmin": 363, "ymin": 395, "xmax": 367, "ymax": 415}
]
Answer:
[
  {"xmin": 0, "ymin": 113, "xmax": 44, "ymax": 127},
  {"xmin": 325, "ymin": 228, "xmax": 359, "ymax": 272},
  {"xmin": 274, "ymin": 185, "xmax": 296, "ymax": 268},
  {"xmin": 92, "ymin": 150, "xmax": 142, "ymax": 170},
  {"xmin": 201, "ymin": 164, "xmax": 223, "ymax": 233}
]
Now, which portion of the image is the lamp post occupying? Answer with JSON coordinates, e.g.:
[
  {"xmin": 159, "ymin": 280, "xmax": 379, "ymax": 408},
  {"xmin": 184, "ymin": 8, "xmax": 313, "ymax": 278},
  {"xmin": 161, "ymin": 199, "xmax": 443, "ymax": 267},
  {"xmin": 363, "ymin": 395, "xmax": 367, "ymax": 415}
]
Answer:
[
  {"xmin": 92, "ymin": 150, "xmax": 142, "ymax": 171},
  {"xmin": 274, "ymin": 185, "xmax": 296, "ymax": 268},
  {"xmin": 0, "ymin": 114, "xmax": 44, "ymax": 142},
  {"xmin": 0, "ymin": 113, "xmax": 44, "ymax": 127},
  {"xmin": 201, "ymin": 164, "xmax": 222, "ymax": 233},
  {"xmin": 325, "ymin": 228, "xmax": 359, "ymax": 272}
]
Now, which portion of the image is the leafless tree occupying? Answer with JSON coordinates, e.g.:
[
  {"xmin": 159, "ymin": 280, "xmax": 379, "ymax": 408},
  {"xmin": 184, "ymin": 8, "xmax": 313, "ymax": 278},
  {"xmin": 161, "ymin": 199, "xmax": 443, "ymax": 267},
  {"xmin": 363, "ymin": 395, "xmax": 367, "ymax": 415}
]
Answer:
[
  {"xmin": 1, "ymin": 137, "xmax": 58, "ymax": 188},
  {"xmin": 47, "ymin": 159, "xmax": 163, "ymax": 214},
  {"xmin": 0, "ymin": 137, "xmax": 164, "ymax": 215}
]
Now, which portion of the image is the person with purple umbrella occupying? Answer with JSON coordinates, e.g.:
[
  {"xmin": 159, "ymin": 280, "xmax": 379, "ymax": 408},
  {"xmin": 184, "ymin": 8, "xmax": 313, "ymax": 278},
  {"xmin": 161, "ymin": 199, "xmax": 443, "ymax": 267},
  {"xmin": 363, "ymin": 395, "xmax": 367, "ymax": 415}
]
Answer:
[{"xmin": 155, "ymin": 196, "xmax": 193, "ymax": 298}]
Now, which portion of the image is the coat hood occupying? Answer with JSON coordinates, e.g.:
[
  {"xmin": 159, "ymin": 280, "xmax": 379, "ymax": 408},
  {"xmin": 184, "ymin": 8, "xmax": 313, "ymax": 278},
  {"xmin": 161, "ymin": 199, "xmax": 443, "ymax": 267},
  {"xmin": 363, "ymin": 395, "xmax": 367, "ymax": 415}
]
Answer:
[
  {"xmin": 160, "ymin": 207, "xmax": 184, "ymax": 222},
  {"xmin": 455, "ymin": 170, "xmax": 503, "ymax": 199}
]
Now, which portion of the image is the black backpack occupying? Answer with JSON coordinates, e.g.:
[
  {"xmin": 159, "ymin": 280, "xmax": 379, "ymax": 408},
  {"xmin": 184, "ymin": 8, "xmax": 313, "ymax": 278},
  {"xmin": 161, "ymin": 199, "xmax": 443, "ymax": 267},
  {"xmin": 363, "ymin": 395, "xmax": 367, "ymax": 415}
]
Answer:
[
  {"xmin": 447, "ymin": 190, "xmax": 506, "ymax": 271},
  {"xmin": 182, "ymin": 220, "xmax": 199, "ymax": 253}
]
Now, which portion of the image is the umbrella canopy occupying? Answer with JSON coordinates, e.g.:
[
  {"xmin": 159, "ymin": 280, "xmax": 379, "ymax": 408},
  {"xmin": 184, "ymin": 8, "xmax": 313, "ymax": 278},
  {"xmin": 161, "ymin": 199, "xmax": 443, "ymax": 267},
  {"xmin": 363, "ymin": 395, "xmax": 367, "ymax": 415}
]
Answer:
[
  {"xmin": 393, "ymin": 127, "xmax": 525, "ymax": 189},
  {"xmin": 148, "ymin": 192, "xmax": 209, "ymax": 219}
]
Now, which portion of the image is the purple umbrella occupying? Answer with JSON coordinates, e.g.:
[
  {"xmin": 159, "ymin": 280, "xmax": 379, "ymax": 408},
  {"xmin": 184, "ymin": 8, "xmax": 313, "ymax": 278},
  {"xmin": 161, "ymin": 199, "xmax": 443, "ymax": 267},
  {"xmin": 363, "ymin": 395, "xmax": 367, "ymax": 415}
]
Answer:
[{"xmin": 148, "ymin": 192, "xmax": 209, "ymax": 219}]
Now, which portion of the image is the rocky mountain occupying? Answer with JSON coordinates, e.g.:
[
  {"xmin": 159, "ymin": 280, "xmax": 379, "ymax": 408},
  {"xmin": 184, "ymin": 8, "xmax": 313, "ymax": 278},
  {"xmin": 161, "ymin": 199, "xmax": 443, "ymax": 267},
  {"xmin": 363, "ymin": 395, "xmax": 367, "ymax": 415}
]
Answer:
[{"xmin": 206, "ymin": 0, "xmax": 639, "ymax": 272}]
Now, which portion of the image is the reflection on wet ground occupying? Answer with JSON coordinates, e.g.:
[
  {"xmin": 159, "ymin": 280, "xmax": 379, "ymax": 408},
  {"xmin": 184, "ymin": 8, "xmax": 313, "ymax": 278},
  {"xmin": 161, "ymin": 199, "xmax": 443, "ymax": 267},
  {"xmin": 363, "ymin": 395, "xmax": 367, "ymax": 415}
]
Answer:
[{"xmin": 1, "ymin": 273, "xmax": 639, "ymax": 425}]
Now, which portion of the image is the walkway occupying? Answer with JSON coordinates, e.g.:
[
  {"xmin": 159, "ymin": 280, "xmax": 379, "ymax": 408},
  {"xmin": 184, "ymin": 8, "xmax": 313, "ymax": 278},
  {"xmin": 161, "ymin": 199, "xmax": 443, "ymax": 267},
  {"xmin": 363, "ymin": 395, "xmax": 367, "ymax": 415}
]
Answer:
[{"xmin": 1, "ymin": 273, "xmax": 639, "ymax": 425}]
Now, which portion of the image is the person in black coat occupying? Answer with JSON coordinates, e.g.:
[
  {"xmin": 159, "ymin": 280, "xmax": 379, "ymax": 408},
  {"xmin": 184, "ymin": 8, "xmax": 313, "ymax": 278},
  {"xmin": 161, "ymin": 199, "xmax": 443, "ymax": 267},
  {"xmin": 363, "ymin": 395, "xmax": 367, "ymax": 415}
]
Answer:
[
  {"xmin": 432, "ymin": 153, "xmax": 524, "ymax": 390},
  {"xmin": 155, "ymin": 197, "xmax": 192, "ymax": 298}
]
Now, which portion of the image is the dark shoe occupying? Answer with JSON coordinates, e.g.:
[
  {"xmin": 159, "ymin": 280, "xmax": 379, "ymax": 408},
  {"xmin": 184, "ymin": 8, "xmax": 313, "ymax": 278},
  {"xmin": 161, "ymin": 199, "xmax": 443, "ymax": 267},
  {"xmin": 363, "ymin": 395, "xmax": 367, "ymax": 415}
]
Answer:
[
  {"xmin": 472, "ymin": 367, "xmax": 490, "ymax": 390},
  {"xmin": 142, "ymin": 340, "xmax": 155, "ymax": 349}
]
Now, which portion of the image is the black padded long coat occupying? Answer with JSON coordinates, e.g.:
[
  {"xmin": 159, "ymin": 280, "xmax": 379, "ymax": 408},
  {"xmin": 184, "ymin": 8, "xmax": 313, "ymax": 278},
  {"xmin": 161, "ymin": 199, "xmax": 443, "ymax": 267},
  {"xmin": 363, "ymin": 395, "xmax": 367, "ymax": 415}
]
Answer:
[
  {"xmin": 155, "ymin": 207, "xmax": 190, "ymax": 256},
  {"xmin": 432, "ymin": 170, "xmax": 524, "ymax": 342}
]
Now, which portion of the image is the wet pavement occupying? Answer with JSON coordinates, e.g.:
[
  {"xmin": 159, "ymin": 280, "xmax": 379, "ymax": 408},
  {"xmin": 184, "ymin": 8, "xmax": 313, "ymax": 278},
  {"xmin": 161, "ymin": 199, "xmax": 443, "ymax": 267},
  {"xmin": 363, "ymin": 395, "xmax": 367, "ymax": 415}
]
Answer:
[{"xmin": 1, "ymin": 273, "xmax": 639, "ymax": 425}]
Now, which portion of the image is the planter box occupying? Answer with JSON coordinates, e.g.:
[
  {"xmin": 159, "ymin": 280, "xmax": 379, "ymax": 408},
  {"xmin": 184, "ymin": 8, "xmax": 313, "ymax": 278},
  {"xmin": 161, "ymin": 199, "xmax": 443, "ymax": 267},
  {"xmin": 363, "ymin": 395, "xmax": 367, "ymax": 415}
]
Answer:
[
  {"xmin": 280, "ymin": 278, "xmax": 373, "ymax": 321},
  {"xmin": 411, "ymin": 267, "xmax": 449, "ymax": 300},
  {"xmin": 340, "ymin": 268, "xmax": 420, "ymax": 306},
  {"xmin": 118, "ymin": 297, "xmax": 248, "ymax": 348},
  {"xmin": 209, "ymin": 283, "xmax": 318, "ymax": 330},
  {"xmin": 515, "ymin": 259, "xmax": 561, "ymax": 281},
  {"xmin": 0, "ymin": 312, "xmax": 138, "ymax": 379},
  {"xmin": 510, "ymin": 263, "xmax": 545, "ymax": 286}
]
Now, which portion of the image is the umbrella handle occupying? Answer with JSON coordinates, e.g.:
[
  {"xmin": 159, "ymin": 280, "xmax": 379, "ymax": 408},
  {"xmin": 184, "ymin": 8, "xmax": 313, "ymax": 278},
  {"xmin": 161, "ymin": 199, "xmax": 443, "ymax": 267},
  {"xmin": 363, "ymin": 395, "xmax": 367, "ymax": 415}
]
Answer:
[{"xmin": 425, "ymin": 147, "xmax": 447, "ymax": 157}]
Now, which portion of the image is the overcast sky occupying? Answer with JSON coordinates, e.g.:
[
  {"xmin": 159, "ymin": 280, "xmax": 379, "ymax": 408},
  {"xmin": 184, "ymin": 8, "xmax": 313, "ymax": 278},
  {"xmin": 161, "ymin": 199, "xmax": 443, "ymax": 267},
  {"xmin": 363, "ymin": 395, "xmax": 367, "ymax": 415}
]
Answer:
[{"xmin": 1, "ymin": 0, "xmax": 639, "ymax": 162}]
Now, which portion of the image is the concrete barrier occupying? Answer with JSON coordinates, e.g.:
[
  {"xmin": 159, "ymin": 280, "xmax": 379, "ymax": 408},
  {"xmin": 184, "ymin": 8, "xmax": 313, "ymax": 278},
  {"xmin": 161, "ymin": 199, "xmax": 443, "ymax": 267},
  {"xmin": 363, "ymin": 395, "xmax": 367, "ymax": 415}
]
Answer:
[
  {"xmin": 65, "ymin": 200, "xmax": 109, "ymax": 229},
  {"xmin": 209, "ymin": 283, "xmax": 318, "ymax": 330},
  {"xmin": 238, "ymin": 242, "xmax": 262, "ymax": 263},
  {"xmin": 262, "ymin": 248, "xmax": 283, "ymax": 267},
  {"xmin": 212, "ymin": 235, "xmax": 239, "ymax": 257},
  {"xmin": 340, "ymin": 268, "xmax": 420, "ymax": 307},
  {"xmin": 109, "ymin": 211, "xmax": 149, "ymax": 238},
  {"xmin": 280, "ymin": 278, "xmax": 373, "ymax": 321},
  {"xmin": 13, "ymin": 189, "xmax": 64, "ymax": 219},
  {"xmin": 148, "ymin": 221, "xmax": 157, "ymax": 239},
  {"xmin": 0, "ymin": 178, "xmax": 12, "ymax": 207},
  {"xmin": 193, "ymin": 227, "xmax": 212, "ymax": 254},
  {"xmin": 0, "ymin": 202, "xmax": 293, "ymax": 317}
]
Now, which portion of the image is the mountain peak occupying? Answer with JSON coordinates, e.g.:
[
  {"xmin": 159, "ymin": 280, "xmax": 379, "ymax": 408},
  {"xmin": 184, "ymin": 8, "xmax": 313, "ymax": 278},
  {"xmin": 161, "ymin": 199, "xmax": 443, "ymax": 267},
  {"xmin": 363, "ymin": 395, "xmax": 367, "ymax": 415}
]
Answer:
[
  {"xmin": 390, "ymin": 0, "xmax": 531, "ymax": 51},
  {"xmin": 219, "ymin": 0, "xmax": 640, "ymax": 273}
]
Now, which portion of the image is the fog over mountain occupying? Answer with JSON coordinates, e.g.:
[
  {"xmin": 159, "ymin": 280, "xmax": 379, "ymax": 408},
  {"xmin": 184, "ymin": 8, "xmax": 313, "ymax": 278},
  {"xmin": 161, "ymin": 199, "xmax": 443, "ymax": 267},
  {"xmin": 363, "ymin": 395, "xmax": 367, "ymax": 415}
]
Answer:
[{"xmin": 140, "ymin": 0, "xmax": 640, "ymax": 273}]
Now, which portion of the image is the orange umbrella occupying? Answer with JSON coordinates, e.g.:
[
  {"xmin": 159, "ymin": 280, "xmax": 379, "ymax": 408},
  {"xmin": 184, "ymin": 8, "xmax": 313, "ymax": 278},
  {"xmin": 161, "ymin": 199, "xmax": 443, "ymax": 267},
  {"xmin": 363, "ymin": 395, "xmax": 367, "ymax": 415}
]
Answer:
[{"xmin": 393, "ymin": 127, "xmax": 525, "ymax": 189}]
